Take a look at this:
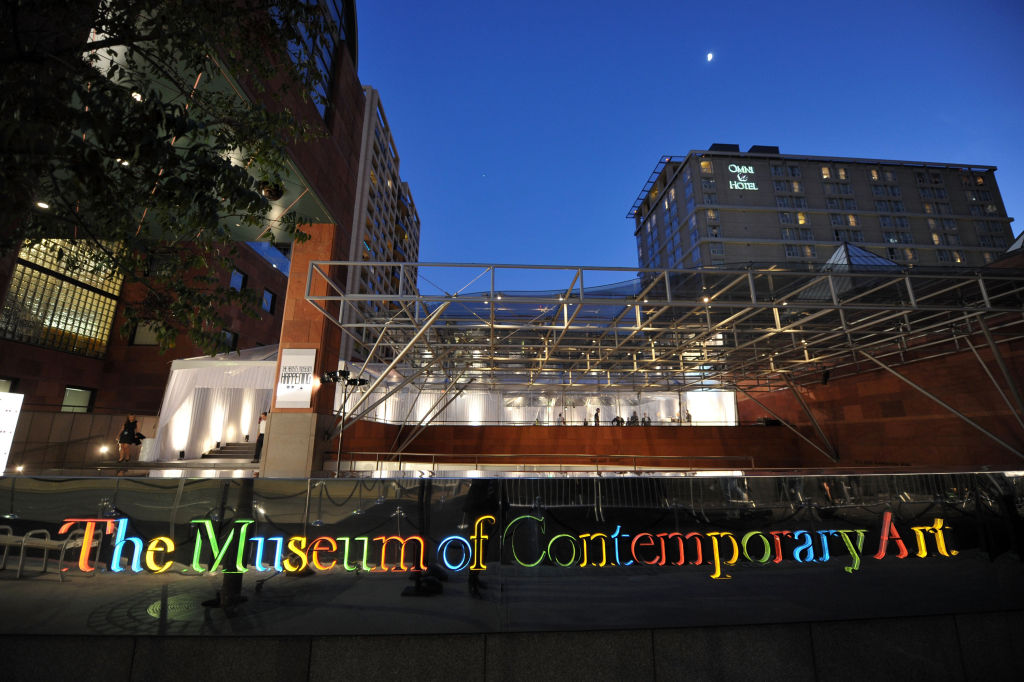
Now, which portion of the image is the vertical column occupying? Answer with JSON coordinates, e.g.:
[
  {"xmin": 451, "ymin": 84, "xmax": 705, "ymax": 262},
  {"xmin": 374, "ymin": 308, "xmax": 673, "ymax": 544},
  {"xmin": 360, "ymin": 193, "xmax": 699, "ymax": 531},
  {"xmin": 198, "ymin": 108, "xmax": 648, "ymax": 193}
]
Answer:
[{"xmin": 262, "ymin": 223, "xmax": 348, "ymax": 477}]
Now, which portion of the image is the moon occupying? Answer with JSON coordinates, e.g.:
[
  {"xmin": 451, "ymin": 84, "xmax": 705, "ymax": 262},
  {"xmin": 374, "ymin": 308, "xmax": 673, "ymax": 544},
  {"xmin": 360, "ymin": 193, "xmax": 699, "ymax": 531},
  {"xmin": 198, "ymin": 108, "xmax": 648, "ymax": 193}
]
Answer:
[{"xmin": 706, "ymin": 52, "xmax": 714, "ymax": 62}]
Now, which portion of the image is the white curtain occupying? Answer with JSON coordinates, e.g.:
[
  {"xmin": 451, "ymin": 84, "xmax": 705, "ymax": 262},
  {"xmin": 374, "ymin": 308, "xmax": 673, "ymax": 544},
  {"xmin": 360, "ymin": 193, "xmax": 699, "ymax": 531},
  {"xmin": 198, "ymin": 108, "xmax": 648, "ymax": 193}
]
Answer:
[{"xmin": 153, "ymin": 362, "xmax": 276, "ymax": 461}]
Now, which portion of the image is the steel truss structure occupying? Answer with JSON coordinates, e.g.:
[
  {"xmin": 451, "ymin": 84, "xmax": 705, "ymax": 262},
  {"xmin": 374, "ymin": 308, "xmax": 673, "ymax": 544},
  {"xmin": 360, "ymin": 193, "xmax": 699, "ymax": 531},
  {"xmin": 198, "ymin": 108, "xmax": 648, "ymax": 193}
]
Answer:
[
  {"xmin": 306, "ymin": 259, "xmax": 1024, "ymax": 459},
  {"xmin": 307, "ymin": 259, "xmax": 1022, "ymax": 388}
]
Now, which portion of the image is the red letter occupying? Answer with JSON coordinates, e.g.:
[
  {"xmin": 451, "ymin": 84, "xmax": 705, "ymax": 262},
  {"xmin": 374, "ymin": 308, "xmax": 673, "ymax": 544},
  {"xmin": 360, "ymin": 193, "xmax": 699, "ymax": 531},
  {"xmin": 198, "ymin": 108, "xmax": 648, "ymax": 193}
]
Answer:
[
  {"xmin": 631, "ymin": 533, "xmax": 662, "ymax": 565},
  {"xmin": 873, "ymin": 511, "xmax": 909, "ymax": 559},
  {"xmin": 769, "ymin": 530, "xmax": 793, "ymax": 564}
]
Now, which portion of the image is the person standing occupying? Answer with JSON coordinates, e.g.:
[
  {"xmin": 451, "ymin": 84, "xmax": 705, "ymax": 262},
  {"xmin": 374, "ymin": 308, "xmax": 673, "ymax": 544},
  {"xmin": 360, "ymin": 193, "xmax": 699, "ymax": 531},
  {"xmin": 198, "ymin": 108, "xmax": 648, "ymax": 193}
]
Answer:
[
  {"xmin": 117, "ymin": 414, "xmax": 138, "ymax": 462},
  {"xmin": 252, "ymin": 412, "xmax": 267, "ymax": 463},
  {"xmin": 594, "ymin": 408, "xmax": 600, "ymax": 426}
]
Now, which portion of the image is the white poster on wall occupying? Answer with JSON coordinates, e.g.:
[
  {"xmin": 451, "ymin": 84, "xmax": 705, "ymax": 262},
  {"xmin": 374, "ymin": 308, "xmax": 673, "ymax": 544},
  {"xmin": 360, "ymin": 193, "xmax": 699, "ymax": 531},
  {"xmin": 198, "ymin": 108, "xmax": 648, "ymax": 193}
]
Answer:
[
  {"xmin": 275, "ymin": 348, "xmax": 317, "ymax": 408},
  {"xmin": 0, "ymin": 392, "xmax": 25, "ymax": 474}
]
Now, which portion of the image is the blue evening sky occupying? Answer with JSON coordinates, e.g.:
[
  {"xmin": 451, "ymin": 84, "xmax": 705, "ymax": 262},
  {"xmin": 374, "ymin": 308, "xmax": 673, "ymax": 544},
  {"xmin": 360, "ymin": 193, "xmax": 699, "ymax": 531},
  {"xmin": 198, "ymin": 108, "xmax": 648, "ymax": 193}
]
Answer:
[{"xmin": 354, "ymin": 0, "xmax": 1024, "ymax": 291}]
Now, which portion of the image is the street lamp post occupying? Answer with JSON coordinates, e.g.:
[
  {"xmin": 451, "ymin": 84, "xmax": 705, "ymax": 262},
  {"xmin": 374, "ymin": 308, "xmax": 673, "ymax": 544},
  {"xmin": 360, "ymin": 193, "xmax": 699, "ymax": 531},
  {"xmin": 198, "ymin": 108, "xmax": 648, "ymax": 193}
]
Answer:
[{"xmin": 321, "ymin": 369, "xmax": 368, "ymax": 477}]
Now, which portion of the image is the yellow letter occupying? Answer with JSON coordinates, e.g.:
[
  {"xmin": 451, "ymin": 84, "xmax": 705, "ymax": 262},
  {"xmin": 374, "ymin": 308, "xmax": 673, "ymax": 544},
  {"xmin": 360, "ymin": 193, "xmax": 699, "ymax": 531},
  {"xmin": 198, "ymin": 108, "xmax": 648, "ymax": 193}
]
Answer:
[{"xmin": 145, "ymin": 537, "xmax": 175, "ymax": 573}]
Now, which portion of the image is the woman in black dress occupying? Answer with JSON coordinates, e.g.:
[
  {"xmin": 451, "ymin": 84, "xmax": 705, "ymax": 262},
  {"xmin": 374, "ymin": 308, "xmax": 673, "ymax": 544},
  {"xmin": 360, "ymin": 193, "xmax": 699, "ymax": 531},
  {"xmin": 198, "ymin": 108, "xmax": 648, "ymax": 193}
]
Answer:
[{"xmin": 118, "ymin": 414, "xmax": 138, "ymax": 462}]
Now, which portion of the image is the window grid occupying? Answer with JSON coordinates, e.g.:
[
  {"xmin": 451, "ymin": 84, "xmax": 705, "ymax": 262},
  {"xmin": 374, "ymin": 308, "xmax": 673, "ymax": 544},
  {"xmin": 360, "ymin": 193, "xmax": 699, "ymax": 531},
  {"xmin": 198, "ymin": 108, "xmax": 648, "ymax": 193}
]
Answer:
[
  {"xmin": 17, "ymin": 240, "xmax": 123, "ymax": 295},
  {"xmin": 0, "ymin": 264, "xmax": 117, "ymax": 357}
]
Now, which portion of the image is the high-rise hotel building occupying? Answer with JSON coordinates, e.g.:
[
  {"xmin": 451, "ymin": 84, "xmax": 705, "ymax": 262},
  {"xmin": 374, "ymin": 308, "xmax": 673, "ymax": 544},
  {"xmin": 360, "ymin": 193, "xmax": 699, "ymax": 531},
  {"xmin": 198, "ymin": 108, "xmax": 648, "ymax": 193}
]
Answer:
[
  {"xmin": 343, "ymin": 86, "xmax": 421, "ymax": 360},
  {"xmin": 629, "ymin": 144, "xmax": 1015, "ymax": 270}
]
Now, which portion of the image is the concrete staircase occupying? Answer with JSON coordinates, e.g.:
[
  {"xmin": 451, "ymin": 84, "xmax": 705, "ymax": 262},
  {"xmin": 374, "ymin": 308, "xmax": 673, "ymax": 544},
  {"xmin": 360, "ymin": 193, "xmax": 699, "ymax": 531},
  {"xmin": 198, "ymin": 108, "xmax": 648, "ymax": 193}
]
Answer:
[{"xmin": 201, "ymin": 442, "xmax": 258, "ymax": 463}]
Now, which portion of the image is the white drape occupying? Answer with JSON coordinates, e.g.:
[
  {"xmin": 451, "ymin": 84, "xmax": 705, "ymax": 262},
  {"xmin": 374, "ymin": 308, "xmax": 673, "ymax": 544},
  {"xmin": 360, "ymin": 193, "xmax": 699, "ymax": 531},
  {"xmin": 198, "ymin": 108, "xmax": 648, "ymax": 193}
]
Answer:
[{"xmin": 153, "ymin": 363, "xmax": 275, "ymax": 460}]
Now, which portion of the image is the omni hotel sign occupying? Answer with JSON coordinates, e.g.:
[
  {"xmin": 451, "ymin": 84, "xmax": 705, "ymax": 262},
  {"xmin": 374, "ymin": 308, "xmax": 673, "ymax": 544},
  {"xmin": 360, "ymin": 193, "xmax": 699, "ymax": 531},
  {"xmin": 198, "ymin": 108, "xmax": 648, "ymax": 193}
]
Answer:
[{"xmin": 728, "ymin": 163, "xmax": 758, "ymax": 190}]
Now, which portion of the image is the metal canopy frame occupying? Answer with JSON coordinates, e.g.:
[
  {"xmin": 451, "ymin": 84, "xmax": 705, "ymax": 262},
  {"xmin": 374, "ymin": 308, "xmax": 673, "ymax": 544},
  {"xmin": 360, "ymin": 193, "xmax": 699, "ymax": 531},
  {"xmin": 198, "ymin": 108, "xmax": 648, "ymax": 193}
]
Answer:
[{"xmin": 306, "ymin": 261, "xmax": 1024, "ymax": 399}]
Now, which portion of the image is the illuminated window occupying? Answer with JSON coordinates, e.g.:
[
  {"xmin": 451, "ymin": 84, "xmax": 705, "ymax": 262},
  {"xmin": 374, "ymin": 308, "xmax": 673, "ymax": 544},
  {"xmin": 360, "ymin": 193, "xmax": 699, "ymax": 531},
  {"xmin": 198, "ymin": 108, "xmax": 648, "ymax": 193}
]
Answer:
[
  {"xmin": 229, "ymin": 269, "xmax": 247, "ymax": 291},
  {"xmin": 0, "ymin": 245, "xmax": 120, "ymax": 358},
  {"xmin": 870, "ymin": 169, "xmax": 881, "ymax": 181},
  {"xmin": 846, "ymin": 214, "xmax": 857, "ymax": 227},
  {"xmin": 706, "ymin": 209, "xmax": 719, "ymax": 223},
  {"xmin": 785, "ymin": 244, "xmax": 816, "ymax": 258},
  {"xmin": 820, "ymin": 167, "xmax": 831, "ymax": 179},
  {"xmin": 61, "ymin": 386, "xmax": 94, "ymax": 413},
  {"xmin": 700, "ymin": 160, "xmax": 713, "ymax": 174},
  {"xmin": 936, "ymin": 250, "xmax": 964, "ymax": 264},
  {"xmin": 837, "ymin": 168, "xmax": 847, "ymax": 180},
  {"xmin": 131, "ymin": 321, "xmax": 160, "ymax": 346},
  {"xmin": 262, "ymin": 290, "xmax": 277, "ymax": 314},
  {"xmin": 796, "ymin": 212, "xmax": 808, "ymax": 225}
]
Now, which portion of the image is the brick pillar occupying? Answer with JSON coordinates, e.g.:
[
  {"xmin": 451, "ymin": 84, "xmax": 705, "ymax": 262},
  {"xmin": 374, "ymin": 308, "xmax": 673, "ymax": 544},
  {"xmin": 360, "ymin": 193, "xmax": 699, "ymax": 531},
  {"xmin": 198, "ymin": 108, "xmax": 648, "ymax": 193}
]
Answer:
[{"xmin": 261, "ymin": 223, "xmax": 348, "ymax": 477}]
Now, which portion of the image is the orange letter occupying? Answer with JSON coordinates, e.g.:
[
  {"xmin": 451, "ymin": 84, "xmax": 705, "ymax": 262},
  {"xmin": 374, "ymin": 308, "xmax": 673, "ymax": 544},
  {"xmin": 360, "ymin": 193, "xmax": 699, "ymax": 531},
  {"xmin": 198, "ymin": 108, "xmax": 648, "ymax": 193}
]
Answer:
[
  {"xmin": 58, "ymin": 518, "xmax": 118, "ymax": 572},
  {"xmin": 309, "ymin": 537, "xmax": 338, "ymax": 571}
]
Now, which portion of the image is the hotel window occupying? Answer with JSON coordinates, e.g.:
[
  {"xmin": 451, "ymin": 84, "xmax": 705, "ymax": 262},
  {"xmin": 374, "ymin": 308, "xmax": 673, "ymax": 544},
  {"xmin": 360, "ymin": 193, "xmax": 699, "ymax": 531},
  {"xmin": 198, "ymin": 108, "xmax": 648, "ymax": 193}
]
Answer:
[
  {"xmin": 700, "ymin": 160, "xmax": 713, "ymax": 174},
  {"xmin": 834, "ymin": 229, "xmax": 864, "ymax": 242},
  {"xmin": 931, "ymin": 233, "xmax": 960, "ymax": 246},
  {"xmin": 262, "ymin": 290, "xmax": 277, "ymax": 314},
  {"xmin": 782, "ymin": 228, "xmax": 813, "ymax": 240},
  {"xmin": 709, "ymin": 243, "xmax": 724, "ymax": 256},
  {"xmin": 773, "ymin": 181, "xmax": 788, "ymax": 192},
  {"xmin": 842, "ymin": 199, "xmax": 857, "ymax": 210},
  {"xmin": 884, "ymin": 232, "xmax": 914, "ymax": 244},
  {"xmin": 796, "ymin": 212, "xmax": 808, "ymax": 225},
  {"xmin": 61, "ymin": 386, "xmax": 94, "ymax": 413},
  {"xmin": 887, "ymin": 247, "xmax": 917, "ymax": 261},
  {"xmin": 777, "ymin": 197, "xmax": 793, "ymax": 209},
  {"xmin": 779, "ymin": 212, "xmax": 794, "ymax": 224},
  {"xmin": 884, "ymin": 170, "xmax": 896, "ymax": 182},
  {"xmin": 706, "ymin": 209, "xmax": 719, "ymax": 223},
  {"xmin": 702, "ymin": 178, "xmax": 716, "ymax": 190},
  {"xmin": 787, "ymin": 165, "xmax": 801, "ymax": 178},
  {"xmin": 837, "ymin": 167, "xmax": 848, "ymax": 180},
  {"xmin": 229, "ymin": 269, "xmax": 247, "ymax": 291},
  {"xmin": 846, "ymin": 214, "xmax": 858, "ymax": 226},
  {"xmin": 879, "ymin": 215, "xmax": 894, "ymax": 228},
  {"xmin": 982, "ymin": 252, "xmax": 997, "ymax": 264},
  {"xmin": 820, "ymin": 166, "xmax": 831, "ymax": 180},
  {"xmin": 790, "ymin": 181, "xmax": 803, "ymax": 193},
  {"xmin": 978, "ymin": 235, "xmax": 1008, "ymax": 248},
  {"xmin": 785, "ymin": 244, "xmax": 816, "ymax": 258},
  {"xmin": 770, "ymin": 165, "xmax": 785, "ymax": 177},
  {"xmin": 936, "ymin": 250, "xmax": 964, "ymax": 264},
  {"xmin": 893, "ymin": 216, "xmax": 910, "ymax": 228},
  {"xmin": 826, "ymin": 198, "xmax": 842, "ymax": 209},
  {"xmin": 870, "ymin": 169, "xmax": 881, "ymax": 181},
  {"xmin": 704, "ymin": 193, "xmax": 718, "ymax": 205}
]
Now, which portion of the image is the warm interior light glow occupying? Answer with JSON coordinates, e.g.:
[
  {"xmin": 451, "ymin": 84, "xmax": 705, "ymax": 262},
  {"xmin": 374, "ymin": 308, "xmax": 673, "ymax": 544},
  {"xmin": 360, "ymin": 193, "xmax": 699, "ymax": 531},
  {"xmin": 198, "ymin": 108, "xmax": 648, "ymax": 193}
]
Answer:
[{"xmin": 35, "ymin": 201, "xmax": 49, "ymax": 209}]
